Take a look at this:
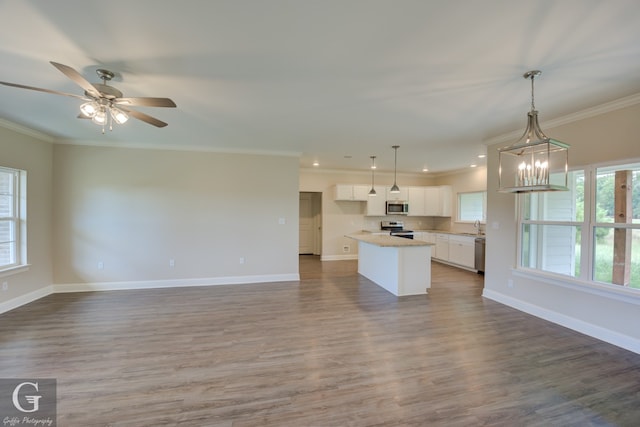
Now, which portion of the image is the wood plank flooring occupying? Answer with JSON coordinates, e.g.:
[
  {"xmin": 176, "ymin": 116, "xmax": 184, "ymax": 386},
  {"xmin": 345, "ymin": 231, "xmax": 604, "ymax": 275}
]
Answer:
[{"xmin": 1, "ymin": 257, "xmax": 640, "ymax": 426}]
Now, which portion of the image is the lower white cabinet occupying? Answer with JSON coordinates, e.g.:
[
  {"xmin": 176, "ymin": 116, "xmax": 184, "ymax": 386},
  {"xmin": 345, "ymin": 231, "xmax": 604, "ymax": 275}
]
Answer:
[
  {"xmin": 435, "ymin": 234, "xmax": 449, "ymax": 261},
  {"xmin": 448, "ymin": 235, "xmax": 475, "ymax": 268}
]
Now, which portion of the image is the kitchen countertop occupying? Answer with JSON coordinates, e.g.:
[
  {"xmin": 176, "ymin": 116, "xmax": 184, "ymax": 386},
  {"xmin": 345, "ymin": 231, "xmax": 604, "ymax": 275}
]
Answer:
[
  {"xmin": 347, "ymin": 232, "xmax": 433, "ymax": 247},
  {"xmin": 361, "ymin": 229, "xmax": 485, "ymax": 238}
]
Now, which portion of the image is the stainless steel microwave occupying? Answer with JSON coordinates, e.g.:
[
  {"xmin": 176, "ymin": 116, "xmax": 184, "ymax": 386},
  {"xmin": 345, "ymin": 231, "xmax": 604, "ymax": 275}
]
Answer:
[{"xmin": 386, "ymin": 201, "xmax": 409, "ymax": 215}]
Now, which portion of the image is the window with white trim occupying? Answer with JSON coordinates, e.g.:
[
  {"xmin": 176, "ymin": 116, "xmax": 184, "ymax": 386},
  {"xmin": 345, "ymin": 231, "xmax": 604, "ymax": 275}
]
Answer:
[
  {"xmin": 0, "ymin": 166, "xmax": 26, "ymax": 271},
  {"xmin": 519, "ymin": 161, "xmax": 640, "ymax": 289},
  {"xmin": 458, "ymin": 191, "xmax": 486, "ymax": 222}
]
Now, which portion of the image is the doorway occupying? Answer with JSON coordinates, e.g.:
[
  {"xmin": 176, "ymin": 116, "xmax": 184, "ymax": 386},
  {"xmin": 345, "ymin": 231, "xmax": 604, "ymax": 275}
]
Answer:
[{"xmin": 299, "ymin": 192, "xmax": 322, "ymax": 255}]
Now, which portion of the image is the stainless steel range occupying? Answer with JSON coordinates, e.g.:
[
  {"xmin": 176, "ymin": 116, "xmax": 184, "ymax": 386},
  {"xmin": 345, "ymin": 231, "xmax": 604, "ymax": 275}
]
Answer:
[{"xmin": 380, "ymin": 220, "xmax": 414, "ymax": 239}]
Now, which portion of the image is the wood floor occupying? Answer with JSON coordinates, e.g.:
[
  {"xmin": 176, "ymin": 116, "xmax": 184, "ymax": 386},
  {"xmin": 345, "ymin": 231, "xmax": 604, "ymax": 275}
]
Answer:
[{"xmin": 2, "ymin": 257, "xmax": 640, "ymax": 426}]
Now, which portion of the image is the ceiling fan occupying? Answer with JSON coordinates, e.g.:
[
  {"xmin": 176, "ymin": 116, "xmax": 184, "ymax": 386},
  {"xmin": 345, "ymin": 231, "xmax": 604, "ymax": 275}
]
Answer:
[{"xmin": 0, "ymin": 61, "xmax": 176, "ymax": 131}]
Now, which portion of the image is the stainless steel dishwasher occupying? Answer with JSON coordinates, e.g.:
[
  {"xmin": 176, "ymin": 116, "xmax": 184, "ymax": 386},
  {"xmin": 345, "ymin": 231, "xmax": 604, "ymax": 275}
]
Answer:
[{"xmin": 474, "ymin": 237, "xmax": 486, "ymax": 273}]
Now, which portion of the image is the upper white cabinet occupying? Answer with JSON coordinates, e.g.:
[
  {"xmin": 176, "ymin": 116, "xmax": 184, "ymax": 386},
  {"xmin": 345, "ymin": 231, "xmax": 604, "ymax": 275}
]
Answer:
[
  {"xmin": 365, "ymin": 186, "xmax": 387, "ymax": 216},
  {"xmin": 407, "ymin": 185, "xmax": 451, "ymax": 216},
  {"xmin": 439, "ymin": 185, "xmax": 452, "ymax": 217},
  {"xmin": 334, "ymin": 184, "xmax": 370, "ymax": 201},
  {"xmin": 407, "ymin": 187, "xmax": 426, "ymax": 216}
]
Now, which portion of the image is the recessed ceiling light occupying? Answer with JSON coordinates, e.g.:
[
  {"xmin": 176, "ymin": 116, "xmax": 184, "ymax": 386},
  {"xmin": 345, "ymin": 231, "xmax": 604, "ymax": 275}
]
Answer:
[
  {"xmin": 470, "ymin": 164, "xmax": 477, "ymax": 168},
  {"xmin": 422, "ymin": 168, "xmax": 429, "ymax": 172},
  {"xmin": 478, "ymin": 154, "xmax": 486, "ymax": 158},
  {"xmin": 313, "ymin": 161, "xmax": 319, "ymax": 167}
]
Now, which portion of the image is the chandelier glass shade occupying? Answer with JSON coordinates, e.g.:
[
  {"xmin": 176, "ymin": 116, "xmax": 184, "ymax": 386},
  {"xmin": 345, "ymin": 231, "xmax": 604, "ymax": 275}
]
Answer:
[
  {"xmin": 498, "ymin": 70, "xmax": 569, "ymax": 193},
  {"xmin": 80, "ymin": 100, "xmax": 129, "ymax": 130}
]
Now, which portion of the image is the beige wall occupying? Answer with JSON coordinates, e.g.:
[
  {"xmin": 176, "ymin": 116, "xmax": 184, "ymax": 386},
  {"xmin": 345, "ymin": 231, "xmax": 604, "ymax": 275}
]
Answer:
[
  {"xmin": 485, "ymin": 102, "xmax": 640, "ymax": 352},
  {"xmin": 52, "ymin": 145, "xmax": 300, "ymax": 286},
  {"xmin": 0, "ymin": 125, "xmax": 53, "ymax": 307}
]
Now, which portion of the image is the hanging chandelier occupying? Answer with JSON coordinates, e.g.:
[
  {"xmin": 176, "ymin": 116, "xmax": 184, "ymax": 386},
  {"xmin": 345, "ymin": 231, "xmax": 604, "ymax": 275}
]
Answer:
[{"xmin": 498, "ymin": 70, "xmax": 570, "ymax": 193}]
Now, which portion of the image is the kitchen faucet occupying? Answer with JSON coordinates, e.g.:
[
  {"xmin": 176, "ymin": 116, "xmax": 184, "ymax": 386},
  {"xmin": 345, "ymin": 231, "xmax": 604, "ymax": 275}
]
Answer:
[{"xmin": 474, "ymin": 219, "xmax": 481, "ymax": 235}]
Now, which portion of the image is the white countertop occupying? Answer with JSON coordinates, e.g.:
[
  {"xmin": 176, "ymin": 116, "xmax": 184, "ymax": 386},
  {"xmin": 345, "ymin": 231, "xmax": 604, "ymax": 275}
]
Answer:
[{"xmin": 347, "ymin": 232, "xmax": 432, "ymax": 247}]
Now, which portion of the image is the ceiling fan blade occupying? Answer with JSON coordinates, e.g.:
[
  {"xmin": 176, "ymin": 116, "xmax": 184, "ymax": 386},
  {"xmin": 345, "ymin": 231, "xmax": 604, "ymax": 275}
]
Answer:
[
  {"xmin": 122, "ymin": 108, "xmax": 168, "ymax": 128},
  {"xmin": 50, "ymin": 61, "xmax": 101, "ymax": 98},
  {"xmin": 0, "ymin": 81, "xmax": 88, "ymax": 100},
  {"xmin": 114, "ymin": 97, "xmax": 177, "ymax": 108}
]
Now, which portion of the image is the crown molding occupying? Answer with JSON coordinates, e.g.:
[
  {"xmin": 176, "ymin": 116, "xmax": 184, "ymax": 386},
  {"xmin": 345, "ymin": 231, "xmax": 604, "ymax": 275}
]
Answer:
[
  {"xmin": 0, "ymin": 118, "xmax": 55, "ymax": 142},
  {"xmin": 485, "ymin": 92, "xmax": 640, "ymax": 146}
]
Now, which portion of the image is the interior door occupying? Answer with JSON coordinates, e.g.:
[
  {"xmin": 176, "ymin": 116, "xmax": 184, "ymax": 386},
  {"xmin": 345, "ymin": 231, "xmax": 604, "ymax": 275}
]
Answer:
[{"xmin": 299, "ymin": 192, "xmax": 314, "ymax": 254}]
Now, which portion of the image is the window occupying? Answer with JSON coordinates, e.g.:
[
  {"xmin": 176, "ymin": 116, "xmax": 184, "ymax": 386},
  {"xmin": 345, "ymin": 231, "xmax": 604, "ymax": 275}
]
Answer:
[
  {"xmin": 0, "ymin": 166, "xmax": 26, "ymax": 272},
  {"xmin": 518, "ymin": 161, "xmax": 640, "ymax": 289},
  {"xmin": 458, "ymin": 191, "xmax": 486, "ymax": 222}
]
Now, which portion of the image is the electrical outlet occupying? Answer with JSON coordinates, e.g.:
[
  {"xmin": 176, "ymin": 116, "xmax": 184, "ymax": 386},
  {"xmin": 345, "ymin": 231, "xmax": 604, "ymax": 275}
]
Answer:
[
  {"xmin": 508, "ymin": 279, "xmax": 514, "ymax": 288},
  {"xmin": 1, "ymin": 281, "xmax": 7, "ymax": 291},
  {"xmin": 97, "ymin": 261, "xmax": 104, "ymax": 270},
  {"xmin": 239, "ymin": 257, "xmax": 245, "ymax": 264},
  {"xmin": 343, "ymin": 245, "xmax": 350, "ymax": 253},
  {"xmin": 169, "ymin": 259, "xmax": 175, "ymax": 268}
]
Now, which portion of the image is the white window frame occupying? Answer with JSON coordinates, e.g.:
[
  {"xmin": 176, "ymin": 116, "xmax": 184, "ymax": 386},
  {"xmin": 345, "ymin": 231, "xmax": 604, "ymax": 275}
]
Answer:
[
  {"xmin": 517, "ymin": 159, "xmax": 640, "ymax": 291},
  {"xmin": 457, "ymin": 191, "xmax": 486, "ymax": 223},
  {"xmin": 0, "ymin": 166, "xmax": 27, "ymax": 275}
]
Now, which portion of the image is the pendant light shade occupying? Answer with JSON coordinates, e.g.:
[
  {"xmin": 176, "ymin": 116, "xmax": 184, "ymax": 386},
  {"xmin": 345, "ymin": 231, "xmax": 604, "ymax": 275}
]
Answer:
[
  {"xmin": 390, "ymin": 145, "xmax": 400, "ymax": 193},
  {"xmin": 369, "ymin": 156, "xmax": 377, "ymax": 196},
  {"xmin": 498, "ymin": 70, "xmax": 570, "ymax": 193}
]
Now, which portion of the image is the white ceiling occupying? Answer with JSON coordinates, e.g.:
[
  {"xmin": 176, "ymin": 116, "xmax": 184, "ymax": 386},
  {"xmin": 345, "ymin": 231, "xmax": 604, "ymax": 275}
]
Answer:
[{"xmin": 1, "ymin": 0, "xmax": 639, "ymax": 174}]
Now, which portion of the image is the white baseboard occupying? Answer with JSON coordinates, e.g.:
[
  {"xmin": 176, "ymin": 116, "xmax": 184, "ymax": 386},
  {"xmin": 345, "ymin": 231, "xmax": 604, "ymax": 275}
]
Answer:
[
  {"xmin": 0, "ymin": 273, "xmax": 299, "ymax": 314},
  {"xmin": 482, "ymin": 289, "xmax": 640, "ymax": 355},
  {"xmin": 54, "ymin": 273, "xmax": 300, "ymax": 293},
  {"xmin": 321, "ymin": 254, "xmax": 358, "ymax": 261},
  {"xmin": 0, "ymin": 285, "xmax": 54, "ymax": 315}
]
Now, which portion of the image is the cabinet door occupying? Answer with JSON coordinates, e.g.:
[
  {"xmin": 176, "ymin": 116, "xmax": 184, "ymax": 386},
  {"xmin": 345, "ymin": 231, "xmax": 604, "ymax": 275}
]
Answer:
[
  {"xmin": 407, "ymin": 187, "xmax": 426, "ymax": 216},
  {"xmin": 424, "ymin": 187, "xmax": 441, "ymax": 216},
  {"xmin": 439, "ymin": 185, "xmax": 452, "ymax": 217},
  {"xmin": 435, "ymin": 234, "xmax": 449, "ymax": 261},
  {"xmin": 423, "ymin": 232, "xmax": 436, "ymax": 244},
  {"xmin": 352, "ymin": 185, "xmax": 371, "ymax": 201},
  {"xmin": 365, "ymin": 186, "xmax": 387, "ymax": 216},
  {"xmin": 334, "ymin": 184, "xmax": 353, "ymax": 200},
  {"xmin": 448, "ymin": 235, "xmax": 475, "ymax": 268}
]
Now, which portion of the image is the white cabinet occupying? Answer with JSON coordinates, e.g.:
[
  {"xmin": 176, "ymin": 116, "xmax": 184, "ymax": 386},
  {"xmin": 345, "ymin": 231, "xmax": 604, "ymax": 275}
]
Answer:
[
  {"xmin": 365, "ymin": 186, "xmax": 387, "ymax": 216},
  {"xmin": 438, "ymin": 185, "xmax": 452, "ymax": 217},
  {"xmin": 334, "ymin": 184, "xmax": 370, "ymax": 201},
  {"xmin": 435, "ymin": 234, "xmax": 449, "ymax": 261},
  {"xmin": 408, "ymin": 187, "xmax": 426, "ymax": 216},
  {"xmin": 448, "ymin": 235, "xmax": 475, "ymax": 268},
  {"xmin": 407, "ymin": 186, "xmax": 451, "ymax": 217}
]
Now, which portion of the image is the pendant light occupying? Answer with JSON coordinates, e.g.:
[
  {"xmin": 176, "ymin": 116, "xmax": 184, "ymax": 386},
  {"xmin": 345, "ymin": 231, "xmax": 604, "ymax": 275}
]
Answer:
[
  {"xmin": 369, "ymin": 156, "xmax": 377, "ymax": 196},
  {"xmin": 498, "ymin": 70, "xmax": 570, "ymax": 193},
  {"xmin": 390, "ymin": 145, "xmax": 400, "ymax": 193}
]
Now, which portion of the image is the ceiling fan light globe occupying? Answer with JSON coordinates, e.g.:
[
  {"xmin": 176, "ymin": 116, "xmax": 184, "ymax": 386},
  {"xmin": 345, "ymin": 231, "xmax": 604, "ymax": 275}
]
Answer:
[
  {"xmin": 92, "ymin": 108, "xmax": 107, "ymax": 125},
  {"xmin": 80, "ymin": 101, "xmax": 98, "ymax": 117},
  {"xmin": 111, "ymin": 108, "xmax": 129, "ymax": 124}
]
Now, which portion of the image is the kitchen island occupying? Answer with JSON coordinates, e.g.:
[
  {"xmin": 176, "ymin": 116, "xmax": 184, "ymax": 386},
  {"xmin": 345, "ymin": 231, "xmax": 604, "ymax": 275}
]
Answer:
[{"xmin": 346, "ymin": 233, "xmax": 433, "ymax": 296}]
